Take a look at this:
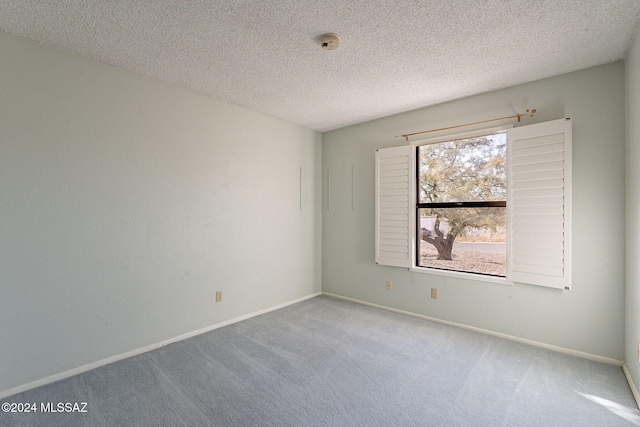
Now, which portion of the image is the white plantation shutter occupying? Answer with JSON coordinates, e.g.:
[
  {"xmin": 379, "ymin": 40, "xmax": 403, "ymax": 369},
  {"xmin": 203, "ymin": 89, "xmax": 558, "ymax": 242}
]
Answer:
[
  {"xmin": 375, "ymin": 145, "xmax": 412, "ymax": 267},
  {"xmin": 507, "ymin": 118, "xmax": 572, "ymax": 289}
]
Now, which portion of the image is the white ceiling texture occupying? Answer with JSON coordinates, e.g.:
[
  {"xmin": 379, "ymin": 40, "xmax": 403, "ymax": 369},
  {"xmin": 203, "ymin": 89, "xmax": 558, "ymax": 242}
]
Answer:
[{"xmin": 1, "ymin": 1, "xmax": 640, "ymax": 132}]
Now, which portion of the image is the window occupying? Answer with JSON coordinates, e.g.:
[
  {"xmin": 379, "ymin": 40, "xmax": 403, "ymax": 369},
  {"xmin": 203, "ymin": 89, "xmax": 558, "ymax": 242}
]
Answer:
[
  {"xmin": 416, "ymin": 132, "xmax": 507, "ymax": 277},
  {"xmin": 375, "ymin": 118, "xmax": 572, "ymax": 289}
]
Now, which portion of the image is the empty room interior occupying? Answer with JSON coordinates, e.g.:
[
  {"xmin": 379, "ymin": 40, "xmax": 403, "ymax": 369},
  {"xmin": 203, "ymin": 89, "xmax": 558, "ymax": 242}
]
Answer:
[{"xmin": 4, "ymin": 1, "xmax": 640, "ymax": 425}]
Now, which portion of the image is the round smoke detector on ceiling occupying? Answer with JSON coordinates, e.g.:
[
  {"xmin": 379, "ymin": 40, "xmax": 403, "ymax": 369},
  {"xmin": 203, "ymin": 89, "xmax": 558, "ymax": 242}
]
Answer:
[{"xmin": 320, "ymin": 33, "xmax": 340, "ymax": 50}]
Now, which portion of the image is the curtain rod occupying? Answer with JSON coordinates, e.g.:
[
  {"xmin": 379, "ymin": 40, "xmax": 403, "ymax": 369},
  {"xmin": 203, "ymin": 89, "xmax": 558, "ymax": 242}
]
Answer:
[{"xmin": 397, "ymin": 109, "xmax": 537, "ymax": 141}]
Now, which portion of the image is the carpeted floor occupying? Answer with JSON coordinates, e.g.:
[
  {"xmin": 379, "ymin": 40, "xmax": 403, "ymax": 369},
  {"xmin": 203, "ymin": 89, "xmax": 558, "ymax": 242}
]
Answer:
[{"xmin": 1, "ymin": 295, "xmax": 639, "ymax": 426}]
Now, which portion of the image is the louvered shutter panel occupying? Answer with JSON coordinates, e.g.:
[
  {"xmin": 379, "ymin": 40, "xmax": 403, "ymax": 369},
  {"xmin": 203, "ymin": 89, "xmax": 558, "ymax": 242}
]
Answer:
[
  {"xmin": 507, "ymin": 118, "xmax": 572, "ymax": 289},
  {"xmin": 375, "ymin": 145, "xmax": 412, "ymax": 268}
]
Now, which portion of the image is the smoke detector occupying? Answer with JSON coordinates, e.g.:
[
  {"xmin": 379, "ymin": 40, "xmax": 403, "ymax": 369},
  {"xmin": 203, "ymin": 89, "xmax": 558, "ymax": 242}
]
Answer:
[{"xmin": 320, "ymin": 33, "xmax": 340, "ymax": 50}]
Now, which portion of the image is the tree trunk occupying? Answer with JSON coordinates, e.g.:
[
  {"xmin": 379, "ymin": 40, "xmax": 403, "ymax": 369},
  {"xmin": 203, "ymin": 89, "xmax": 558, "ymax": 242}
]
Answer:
[
  {"xmin": 422, "ymin": 224, "xmax": 456, "ymax": 260},
  {"xmin": 436, "ymin": 238, "xmax": 454, "ymax": 260},
  {"xmin": 431, "ymin": 235, "xmax": 455, "ymax": 260}
]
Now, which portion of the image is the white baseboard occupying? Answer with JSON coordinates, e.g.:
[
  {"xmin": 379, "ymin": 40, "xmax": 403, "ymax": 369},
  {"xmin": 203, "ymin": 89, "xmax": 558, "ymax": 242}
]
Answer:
[
  {"xmin": 623, "ymin": 363, "xmax": 640, "ymax": 409},
  {"xmin": 323, "ymin": 292, "xmax": 623, "ymax": 367},
  {"xmin": 0, "ymin": 292, "xmax": 322, "ymax": 400}
]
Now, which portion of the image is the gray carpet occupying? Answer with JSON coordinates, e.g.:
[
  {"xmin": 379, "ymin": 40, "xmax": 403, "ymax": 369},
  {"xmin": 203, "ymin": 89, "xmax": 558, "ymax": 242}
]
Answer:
[{"xmin": 1, "ymin": 295, "xmax": 639, "ymax": 426}]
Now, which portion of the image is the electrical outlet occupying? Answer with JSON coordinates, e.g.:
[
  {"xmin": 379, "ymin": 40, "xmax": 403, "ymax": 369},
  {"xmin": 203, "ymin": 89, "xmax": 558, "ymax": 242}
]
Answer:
[
  {"xmin": 386, "ymin": 280, "xmax": 393, "ymax": 290},
  {"xmin": 215, "ymin": 290, "xmax": 222, "ymax": 302},
  {"xmin": 431, "ymin": 288, "xmax": 438, "ymax": 299}
]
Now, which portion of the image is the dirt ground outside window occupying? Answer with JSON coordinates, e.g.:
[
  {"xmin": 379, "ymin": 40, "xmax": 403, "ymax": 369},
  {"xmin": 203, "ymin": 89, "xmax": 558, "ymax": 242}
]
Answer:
[{"xmin": 419, "ymin": 241, "xmax": 506, "ymax": 276}]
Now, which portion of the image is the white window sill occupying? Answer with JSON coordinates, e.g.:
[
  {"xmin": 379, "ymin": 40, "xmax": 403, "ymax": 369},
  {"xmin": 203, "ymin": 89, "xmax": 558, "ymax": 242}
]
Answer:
[{"xmin": 410, "ymin": 266, "xmax": 512, "ymax": 285}]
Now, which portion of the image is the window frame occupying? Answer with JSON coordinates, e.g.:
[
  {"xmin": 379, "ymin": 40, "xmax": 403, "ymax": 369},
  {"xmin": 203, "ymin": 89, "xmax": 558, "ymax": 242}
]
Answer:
[
  {"xmin": 376, "ymin": 118, "xmax": 571, "ymax": 289},
  {"xmin": 408, "ymin": 125, "xmax": 512, "ymax": 284}
]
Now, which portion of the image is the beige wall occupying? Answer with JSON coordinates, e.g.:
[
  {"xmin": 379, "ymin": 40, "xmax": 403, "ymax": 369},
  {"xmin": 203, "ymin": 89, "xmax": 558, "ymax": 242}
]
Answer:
[
  {"xmin": 323, "ymin": 62, "xmax": 626, "ymax": 361},
  {"xmin": 625, "ymin": 29, "xmax": 640, "ymax": 393},
  {"xmin": 0, "ymin": 31, "xmax": 322, "ymax": 394}
]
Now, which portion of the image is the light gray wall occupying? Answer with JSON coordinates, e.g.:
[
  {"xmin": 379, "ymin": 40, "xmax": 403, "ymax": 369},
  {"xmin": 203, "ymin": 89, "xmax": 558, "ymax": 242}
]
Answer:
[
  {"xmin": 626, "ymin": 31, "xmax": 640, "ymax": 387},
  {"xmin": 323, "ymin": 62, "xmax": 626, "ymax": 360},
  {"xmin": 0, "ymin": 31, "xmax": 322, "ymax": 394}
]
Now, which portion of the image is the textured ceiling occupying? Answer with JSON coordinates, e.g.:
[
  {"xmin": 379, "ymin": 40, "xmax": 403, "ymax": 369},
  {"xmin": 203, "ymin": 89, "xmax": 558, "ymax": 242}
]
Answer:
[{"xmin": 1, "ymin": 1, "xmax": 640, "ymax": 132}]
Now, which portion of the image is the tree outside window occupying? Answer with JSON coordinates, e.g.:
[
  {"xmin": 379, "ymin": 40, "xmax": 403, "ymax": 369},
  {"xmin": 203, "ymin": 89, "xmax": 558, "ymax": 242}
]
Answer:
[{"xmin": 416, "ymin": 132, "xmax": 507, "ymax": 277}]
